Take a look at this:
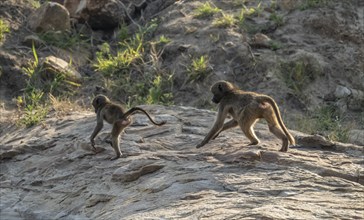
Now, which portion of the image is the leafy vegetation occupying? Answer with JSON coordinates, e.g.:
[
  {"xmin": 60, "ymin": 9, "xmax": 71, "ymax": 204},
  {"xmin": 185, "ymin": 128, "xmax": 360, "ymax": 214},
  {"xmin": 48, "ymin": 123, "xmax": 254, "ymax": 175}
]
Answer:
[
  {"xmin": 241, "ymin": 2, "xmax": 263, "ymax": 17},
  {"xmin": 117, "ymin": 22, "xmax": 129, "ymax": 41},
  {"xmin": 38, "ymin": 31, "xmax": 88, "ymax": 49},
  {"xmin": 187, "ymin": 55, "xmax": 211, "ymax": 82},
  {"xmin": 291, "ymin": 106, "xmax": 351, "ymax": 142},
  {"xmin": 157, "ymin": 35, "xmax": 172, "ymax": 44},
  {"xmin": 269, "ymin": 40, "xmax": 282, "ymax": 51},
  {"xmin": 237, "ymin": 2, "xmax": 272, "ymax": 33},
  {"xmin": 269, "ymin": 12, "xmax": 284, "ymax": 26},
  {"xmin": 213, "ymin": 14, "xmax": 235, "ymax": 28},
  {"xmin": 280, "ymin": 59, "xmax": 321, "ymax": 96},
  {"xmin": 18, "ymin": 45, "xmax": 48, "ymax": 127},
  {"xmin": 0, "ymin": 19, "xmax": 10, "ymax": 42},
  {"xmin": 194, "ymin": 2, "xmax": 221, "ymax": 18},
  {"xmin": 18, "ymin": 44, "xmax": 79, "ymax": 127},
  {"xmin": 28, "ymin": 0, "xmax": 40, "ymax": 8},
  {"xmin": 93, "ymin": 20, "xmax": 174, "ymax": 107}
]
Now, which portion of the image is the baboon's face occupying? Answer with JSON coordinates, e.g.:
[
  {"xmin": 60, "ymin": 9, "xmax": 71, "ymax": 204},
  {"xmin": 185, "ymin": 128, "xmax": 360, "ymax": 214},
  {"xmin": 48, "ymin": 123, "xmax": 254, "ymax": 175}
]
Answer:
[
  {"xmin": 92, "ymin": 95, "xmax": 109, "ymax": 113},
  {"xmin": 210, "ymin": 81, "xmax": 234, "ymax": 104}
]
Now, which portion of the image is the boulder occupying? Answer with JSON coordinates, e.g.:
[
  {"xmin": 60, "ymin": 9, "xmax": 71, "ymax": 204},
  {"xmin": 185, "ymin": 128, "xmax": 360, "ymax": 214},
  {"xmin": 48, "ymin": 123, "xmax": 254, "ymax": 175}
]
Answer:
[
  {"xmin": 334, "ymin": 85, "xmax": 351, "ymax": 99},
  {"xmin": 65, "ymin": 0, "xmax": 126, "ymax": 29},
  {"xmin": 348, "ymin": 130, "xmax": 364, "ymax": 146},
  {"xmin": 28, "ymin": 2, "xmax": 71, "ymax": 32},
  {"xmin": 250, "ymin": 33, "xmax": 272, "ymax": 48},
  {"xmin": 0, "ymin": 106, "xmax": 363, "ymax": 219},
  {"xmin": 40, "ymin": 56, "xmax": 82, "ymax": 83}
]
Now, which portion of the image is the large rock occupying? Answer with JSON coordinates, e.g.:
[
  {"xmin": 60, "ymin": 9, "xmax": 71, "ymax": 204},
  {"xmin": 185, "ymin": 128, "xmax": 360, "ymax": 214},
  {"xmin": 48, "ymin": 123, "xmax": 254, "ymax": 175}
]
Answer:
[
  {"xmin": 65, "ymin": 0, "xmax": 125, "ymax": 29},
  {"xmin": 348, "ymin": 130, "xmax": 364, "ymax": 146},
  {"xmin": 0, "ymin": 106, "xmax": 363, "ymax": 219},
  {"xmin": 28, "ymin": 2, "xmax": 70, "ymax": 32},
  {"xmin": 40, "ymin": 55, "xmax": 82, "ymax": 83}
]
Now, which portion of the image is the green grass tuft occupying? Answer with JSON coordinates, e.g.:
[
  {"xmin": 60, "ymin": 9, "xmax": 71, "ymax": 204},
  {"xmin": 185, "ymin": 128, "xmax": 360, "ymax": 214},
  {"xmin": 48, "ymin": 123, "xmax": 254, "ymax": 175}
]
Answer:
[{"xmin": 194, "ymin": 2, "xmax": 221, "ymax": 19}]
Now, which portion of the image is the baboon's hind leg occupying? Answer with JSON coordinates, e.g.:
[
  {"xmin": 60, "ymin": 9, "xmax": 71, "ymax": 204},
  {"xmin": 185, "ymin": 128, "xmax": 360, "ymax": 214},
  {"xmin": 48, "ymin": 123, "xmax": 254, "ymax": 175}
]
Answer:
[
  {"xmin": 264, "ymin": 108, "xmax": 289, "ymax": 152},
  {"xmin": 110, "ymin": 120, "xmax": 130, "ymax": 160}
]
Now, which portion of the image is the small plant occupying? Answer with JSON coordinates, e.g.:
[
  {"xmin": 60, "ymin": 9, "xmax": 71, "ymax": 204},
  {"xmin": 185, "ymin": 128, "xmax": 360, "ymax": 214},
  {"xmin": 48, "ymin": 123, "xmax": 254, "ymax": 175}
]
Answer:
[
  {"xmin": 117, "ymin": 22, "xmax": 129, "ymax": 41},
  {"xmin": 0, "ymin": 19, "xmax": 10, "ymax": 42},
  {"xmin": 17, "ymin": 88, "xmax": 49, "ymax": 127},
  {"xmin": 237, "ymin": 3, "xmax": 268, "ymax": 30},
  {"xmin": 94, "ymin": 33, "xmax": 144, "ymax": 77},
  {"xmin": 269, "ymin": 12, "xmax": 284, "ymax": 26},
  {"xmin": 38, "ymin": 31, "xmax": 88, "ymax": 49},
  {"xmin": 18, "ymin": 44, "xmax": 78, "ymax": 127},
  {"xmin": 291, "ymin": 106, "xmax": 351, "ymax": 142},
  {"xmin": 146, "ymin": 75, "xmax": 174, "ymax": 105},
  {"xmin": 270, "ymin": 0, "xmax": 278, "ymax": 11},
  {"xmin": 241, "ymin": 2, "xmax": 264, "ymax": 17},
  {"xmin": 269, "ymin": 40, "xmax": 282, "ymax": 50},
  {"xmin": 213, "ymin": 14, "xmax": 235, "ymax": 28},
  {"xmin": 28, "ymin": 0, "xmax": 40, "ymax": 8},
  {"xmin": 22, "ymin": 43, "xmax": 40, "ymax": 78},
  {"xmin": 209, "ymin": 34, "xmax": 220, "ymax": 43},
  {"xmin": 158, "ymin": 35, "xmax": 172, "ymax": 44},
  {"xmin": 188, "ymin": 55, "xmax": 211, "ymax": 82},
  {"xmin": 194, "ymin": 2, "xmax": 221, "ymax": 18},
  {"xmin": 237, "ymin": 8, "xmax": 246, "ymax": 25},
  {"xmin": 95, "ymin": 20, "xmax": 174, "ymax": 107},
  {"xmin": 280, "ymin": 59, "xmax": 320, "ymax": 96}
]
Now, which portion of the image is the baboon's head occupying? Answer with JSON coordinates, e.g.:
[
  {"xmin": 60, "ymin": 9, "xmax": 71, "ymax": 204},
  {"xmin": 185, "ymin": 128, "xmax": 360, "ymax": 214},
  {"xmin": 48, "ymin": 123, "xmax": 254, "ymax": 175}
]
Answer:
[
  {"xmin": 92, "ymin": 95, "xmax": 110, "ymax": 113},
  {"xmin": 210, "ymin": 81, "xmax": 236, "ymax": 104}
]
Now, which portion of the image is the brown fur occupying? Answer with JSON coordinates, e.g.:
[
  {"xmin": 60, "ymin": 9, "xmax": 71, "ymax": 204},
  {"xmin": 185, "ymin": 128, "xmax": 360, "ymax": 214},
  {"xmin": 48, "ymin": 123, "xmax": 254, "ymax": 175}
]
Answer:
[
  {"xmin": 196, "ymin": 81, "xmax": 295, "ymax": 152},
  {"xmin": 90, "ymin": 95, "xmax": 166, "ymax": 159}
]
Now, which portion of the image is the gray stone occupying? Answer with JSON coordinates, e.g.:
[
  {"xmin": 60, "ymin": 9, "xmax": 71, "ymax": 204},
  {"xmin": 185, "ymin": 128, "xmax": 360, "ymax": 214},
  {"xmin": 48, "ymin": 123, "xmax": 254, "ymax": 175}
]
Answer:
[
  {"xmin": 28, "ymin": 2, "xmax": 70, "ymax": 32},
  {"xmin": 40, "ymin": 55, "xmax": 82, "ymax": 83},
  {"xmin": 348, "ymin": 130, "xmax": 364, "ymax": 146},
  {"xmin": 334, "ymin": 85, "xmax": 351, "ymax": 98},
  {"xmin": 71, "ymin": 0, "xmax": 125, "ymax": 29}
]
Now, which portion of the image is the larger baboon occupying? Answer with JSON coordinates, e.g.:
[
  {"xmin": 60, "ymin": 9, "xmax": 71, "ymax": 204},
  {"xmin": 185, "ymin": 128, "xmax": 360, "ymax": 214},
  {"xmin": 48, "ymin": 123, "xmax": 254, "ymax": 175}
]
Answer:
[{"xmin": 196, "ymin": 80, "xmax": 295, "ymax": 151}]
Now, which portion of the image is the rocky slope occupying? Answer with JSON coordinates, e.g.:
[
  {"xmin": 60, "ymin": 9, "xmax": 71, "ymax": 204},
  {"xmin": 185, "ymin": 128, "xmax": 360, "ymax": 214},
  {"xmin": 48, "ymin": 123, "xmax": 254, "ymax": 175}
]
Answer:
[
  {"xmin": 1, "ymin": 0, "xmax": 363, "ymax": 127},
  {"xmin": 1, "ymin": 106, "xmax": 363, "ymax": 219}
]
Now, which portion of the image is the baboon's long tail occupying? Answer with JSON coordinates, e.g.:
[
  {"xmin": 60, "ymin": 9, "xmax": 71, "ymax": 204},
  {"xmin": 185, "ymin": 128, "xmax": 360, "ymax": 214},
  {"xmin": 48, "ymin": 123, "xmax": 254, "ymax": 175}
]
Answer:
[
  {"xmin": 123, "ymin": 107, "xmax": 166, "ymax": 126},
  {"xmin": 259, "ymin": 96, "xmax": 296, "ymax": 145}
]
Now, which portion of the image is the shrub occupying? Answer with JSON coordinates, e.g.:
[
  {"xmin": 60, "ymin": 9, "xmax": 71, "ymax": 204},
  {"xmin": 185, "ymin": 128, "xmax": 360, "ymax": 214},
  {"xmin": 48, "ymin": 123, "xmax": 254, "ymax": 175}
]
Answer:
[
  {"xmin": 194, "ymin": 2, "xmax": 221, "ymax": 19},
  {"xmin": 213, "ymin": 14, "xmax": 235, "ymax": 28},
  {"xmin": 291, "ymin": 106, "xmax": 351, "ymax": 142},
  {"xmin": 187, "ymin": 55, "xmax": 211, "ymax": 82}
]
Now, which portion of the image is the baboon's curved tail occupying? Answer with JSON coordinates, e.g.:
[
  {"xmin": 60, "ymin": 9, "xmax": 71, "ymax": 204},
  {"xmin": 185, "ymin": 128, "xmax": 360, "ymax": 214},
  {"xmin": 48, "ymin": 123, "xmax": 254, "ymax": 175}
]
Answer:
[
  {"xmin": 123, "ymin": 107, "xmax": 166, "ymax": 126},
  {"xmin": 258, "ymin": 96, "xmax": 296, "ymax": 145}
]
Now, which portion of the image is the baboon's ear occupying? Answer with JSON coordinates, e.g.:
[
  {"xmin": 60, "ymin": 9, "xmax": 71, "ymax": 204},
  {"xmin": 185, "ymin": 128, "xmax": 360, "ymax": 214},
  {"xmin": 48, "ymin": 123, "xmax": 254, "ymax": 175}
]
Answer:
[{"xmin": 218, "ymin": 84, "xmax": 223, "ymax": 92}]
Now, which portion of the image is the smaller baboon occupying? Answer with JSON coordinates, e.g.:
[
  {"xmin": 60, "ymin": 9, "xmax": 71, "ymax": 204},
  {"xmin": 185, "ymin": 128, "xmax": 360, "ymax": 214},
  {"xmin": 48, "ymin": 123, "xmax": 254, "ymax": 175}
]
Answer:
[
  {"xmin": 196, "ymin": 80, "xmax": 295, "ymax": 152},
  {"xmin": 90, "ymin": 95, "xmax": 166, "ymax": 160}
]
